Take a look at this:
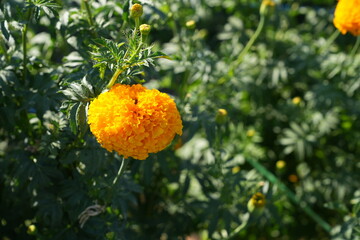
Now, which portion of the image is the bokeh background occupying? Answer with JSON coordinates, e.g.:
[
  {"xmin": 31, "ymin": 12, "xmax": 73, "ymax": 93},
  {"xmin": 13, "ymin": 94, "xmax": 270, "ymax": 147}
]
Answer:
[{"xmin": 0, "ymin": 0, "xmax": 359, "ymax": 239}]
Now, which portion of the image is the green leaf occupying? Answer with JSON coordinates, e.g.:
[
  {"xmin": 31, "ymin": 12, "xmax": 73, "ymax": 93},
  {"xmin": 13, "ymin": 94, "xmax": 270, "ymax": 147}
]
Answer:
[
  {"xmin": 0, "ymin": 20, "xmax": 10, "ymax": 40},
  {"xmin": 69, "ymin": 102, "xmax": 79, "ymax": 134},
  {"xmin": 76, "ymin": 102, "xmax": 88, "ymax": 138}
]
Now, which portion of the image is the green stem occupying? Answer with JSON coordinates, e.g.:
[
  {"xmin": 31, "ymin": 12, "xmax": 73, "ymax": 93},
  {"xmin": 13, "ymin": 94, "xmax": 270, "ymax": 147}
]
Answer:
[
  {"xmin": 112, "ymin": 157, "xmax": 130, "ymax": 185},
  {"xmin": 83, "ymin": 0, "xmax": 94, "ymax": 26},
  {"xmin": 319, "ymin": 30, "xmax": 340, "ymax": 54},
  {"xmin": 246, "ymin": 157, "xmax": 332, "ymax": 233},
  {"xmin": 107, "ymin": 25, "xmax": 144, "ymax": 89},
  {"xmin": 106, "ymin": 68, "xmax": 123, "ymax": 89},
  {"xmin": 134, "ymin": 17, "xmax": 140, "ymax": 30},
  {"xmin": 22, "ymin": 9, "xmax": 32, "ymax": 83},
  {"xmin": 350, "ymin": 35, "xmax": 360, "ymax": 57},
  {"xmin": 228, "ymin": 14, "xmax": 266, "ymax": 77},
  {"xmin": 129, "ymin": 41, "xmax": 143, "ymax": 62},
  {"xmin": 226, "ymin": 219, "xmax": 248, "ymax": 239},
  {"xmin": 22, "ymin": 24, "xmax": 27, "ymax": 82}
]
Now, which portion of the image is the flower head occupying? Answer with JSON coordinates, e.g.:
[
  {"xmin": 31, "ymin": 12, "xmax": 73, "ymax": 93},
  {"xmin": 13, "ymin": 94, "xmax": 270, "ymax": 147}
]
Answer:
[
  {"xmin": 140, "ymin": 24, "xmax": 151, "ymax": 35},
  {"xmin": 88, "ymin": 84, "xmax": 183, "ymax": 160},
  {"xmin": 333, "ymin": 0, "xmax": 360, "ymax": 36},
  {"xmin": 292, "ymin": 96, "xmax": 301, "ymax": 105},
  {"xmin": 130, "ymin": 3, "xmax": 143, "ymax": 19},
  {"xmin": 247, "ymin": 192, "xmax": 266, "ymax": 213},
  {"xmin": 215, "ymin": 108, "xmax": 228, "ymax": 124}
]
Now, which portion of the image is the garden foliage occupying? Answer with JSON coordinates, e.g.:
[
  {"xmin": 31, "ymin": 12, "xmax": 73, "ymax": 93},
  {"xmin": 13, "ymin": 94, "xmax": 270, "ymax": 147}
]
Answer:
[{"xmin": 0, "ymin": 0, "xmax": 359, "ymax": 239}]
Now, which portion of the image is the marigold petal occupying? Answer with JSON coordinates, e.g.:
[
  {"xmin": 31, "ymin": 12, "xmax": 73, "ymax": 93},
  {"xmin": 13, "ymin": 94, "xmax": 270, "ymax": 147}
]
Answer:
[
  {"xmin": 333, "ymin": 0, "xmax": 360, "ymax": 36},
  {"xmin": 88, "ymin": 84, "xmax": 183, "ymax": 160}
]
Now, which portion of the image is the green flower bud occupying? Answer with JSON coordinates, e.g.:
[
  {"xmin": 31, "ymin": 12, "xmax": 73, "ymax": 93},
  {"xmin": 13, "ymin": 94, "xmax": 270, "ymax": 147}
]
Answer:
[
  {"xmin": 140, "ymin": 24, "xmax": 151, "ymax": 35},
  {"xmin": 130, "ymin": 3, "xmax": 143, "ymax": 19}
]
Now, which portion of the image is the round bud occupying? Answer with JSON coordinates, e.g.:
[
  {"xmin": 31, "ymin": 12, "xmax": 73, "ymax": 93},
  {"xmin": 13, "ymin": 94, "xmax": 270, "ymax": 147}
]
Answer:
[
  {"xmin": 292, "ymin": 96, "xmax": 301, "ymax": 105},
  {"xmin": 185, "ymin": 20, "xmax": 196, "ymax": 29},
  {"xmin": 276, "ymin": 160, "xmax": 286, "ymax": 169},
  {"xmin": 27, "ymin": 224, "xmax": 36, "ymax": 234},
  {"xmin": 215, "ymin": 108, "xmax": 228, "ymax": 124},
  {"xmin": 140, "ymin": 24, "xmax": 151, "ymax": 35},
  {"xmin": 130, "ymin": 3, "xmax": 143, "ymax": 19},
  {"xmin": 260, "ymin": 0, "xmax": 275, "ymax": 16}
]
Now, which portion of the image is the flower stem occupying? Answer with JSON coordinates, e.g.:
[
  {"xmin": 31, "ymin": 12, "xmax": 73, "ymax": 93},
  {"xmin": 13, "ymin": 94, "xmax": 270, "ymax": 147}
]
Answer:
[
  {"xmin": 113, "ymin": 157, "xmax": 130, "ymax": 185},
  {"xmin": 225, "ymin": 221, "xmax": 248, "ymax": 239},
  {"xmin": 227, "ymin": 14, "xmax": 266, "ymax": 78},
  {"xmin": 106, "ymin": 68, "xmax": 123, "ymax": 89},
  {"xmin": 245, "ymin": 157, "xmax": 332, "ymax": 233},
  {"xmin": 22, "ymin": 8, "xmax": 33, "ymax": 83},
  {"xmin": 83, "ymin": 0, "xmax": 94, "ymax": 26},
  {"xmin": 350, "ymin": 35, "xmax": 360, "ymax": 57},
  {"xmin": 319, "ymin": 30, "xmax": 340, "ymax": 53},
  {"xmin": 128, "ymin": 41, "xmax": 143, "ymax": 62}
]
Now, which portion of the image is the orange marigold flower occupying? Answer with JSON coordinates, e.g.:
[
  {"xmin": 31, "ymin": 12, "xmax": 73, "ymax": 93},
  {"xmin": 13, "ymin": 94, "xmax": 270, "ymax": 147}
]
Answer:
[
  {"xmin": 88, "ymin": 84, "xmax": 183, "ymax": 160},
  {"xmin": 333, "ymin": 0, "xmax": 360, "ymax": 36}
]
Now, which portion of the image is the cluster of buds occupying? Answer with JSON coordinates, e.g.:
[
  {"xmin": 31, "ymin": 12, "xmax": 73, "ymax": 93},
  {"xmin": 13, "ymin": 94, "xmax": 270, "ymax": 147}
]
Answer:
[{"xmin": 130, "ymin": 3, "xmax": 151, "ymax": 41}]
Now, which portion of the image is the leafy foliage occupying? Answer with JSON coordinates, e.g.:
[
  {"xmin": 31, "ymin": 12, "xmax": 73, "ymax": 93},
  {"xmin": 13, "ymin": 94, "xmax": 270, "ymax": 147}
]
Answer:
[{"xmin": 0, "ymin": 0, "xmax": 359, "ymax": 239}]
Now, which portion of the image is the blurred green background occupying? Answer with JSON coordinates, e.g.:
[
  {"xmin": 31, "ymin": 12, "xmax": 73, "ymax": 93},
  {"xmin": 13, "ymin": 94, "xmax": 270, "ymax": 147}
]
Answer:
[{"xmin": 0, "ymin": 0, "xmax": 359, "ymax": 239}]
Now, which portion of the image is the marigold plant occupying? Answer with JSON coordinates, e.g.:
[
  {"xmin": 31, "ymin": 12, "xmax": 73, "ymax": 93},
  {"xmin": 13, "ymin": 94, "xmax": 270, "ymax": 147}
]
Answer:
[
  {"xmin": 333, "ymin": 0, "xmax": 360, "ymax": 36},
  {"xmin": 88, "ymin": 84, "xmax": 183, "ymax": 160}
]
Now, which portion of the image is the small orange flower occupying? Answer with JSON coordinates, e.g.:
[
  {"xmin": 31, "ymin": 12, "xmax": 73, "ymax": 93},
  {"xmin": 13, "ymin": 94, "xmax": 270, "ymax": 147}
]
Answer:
[
  {"xmin": 333, "ymin": 0, "xmax": 360, "ymax": 36},
  {"xmin": 288, "ymin": 174, "xmax": 299, "ymax": 183},
  {"xmin": 88, "ymin": 84, "xmax": 183, "ymax": 160}
]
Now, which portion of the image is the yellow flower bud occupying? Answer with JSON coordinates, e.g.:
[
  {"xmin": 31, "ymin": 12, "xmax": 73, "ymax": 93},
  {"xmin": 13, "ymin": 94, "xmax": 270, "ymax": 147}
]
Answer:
[
  {"xmin": 27, "ymin": 224, "xmax": 36, "ymax": 234},
  {"xmin": 130, "ymin": 3, "xmax": 143, "ymax": 19},
  {"xmin": 215, "ymin": 108, "xmax": 228, "ymax": 124},
  {"xmin": 260, "ymin": 0, "xmax": 275, "ymax": 16},
  {"xmin": 185, "ymin": 20, "xmax": 196, "ymax": 29},
  {"xmin": 276, "ymin": 160, "xmax": 286, "ymax": 169},
  {"xmin": 140, "ymin": 24, "xmax": 151, "ymax": 36},
  {"xmin": 232, "ymin": 166, "xmax": 241, "ymax": 174},
  {"xmin": 292, "ymin": 96, "xmax": 301, "ymax": 105},
  {"xmin": 247, "ymin": 192, "xmax": 266, "ymax": 213},
  {"xmin": 246, "ymin": 129, "xmax": 255, "ymax": 137}
]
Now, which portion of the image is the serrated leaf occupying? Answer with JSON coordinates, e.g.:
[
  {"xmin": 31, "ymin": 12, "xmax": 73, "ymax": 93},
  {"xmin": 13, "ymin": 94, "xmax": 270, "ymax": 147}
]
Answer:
[
  {"xmin": 61, "ymin": 89, "xmax": 80, "ymax": 101},
  {"xmin": 67, "ymin": 82, "xmax": 92, "ymax": 101},
  {"xmin": 81, "ymin": 76, "xmax": 95, "ymax": 97},
  {"xmin": 76, "ymin": 103, "xmax": 88, "ymax": 137}
]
